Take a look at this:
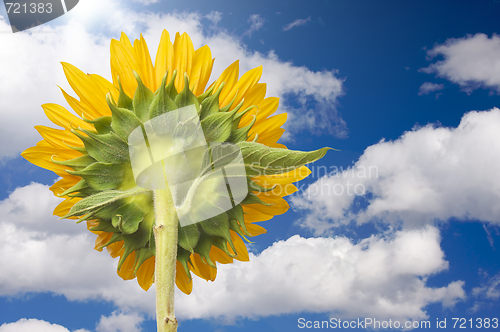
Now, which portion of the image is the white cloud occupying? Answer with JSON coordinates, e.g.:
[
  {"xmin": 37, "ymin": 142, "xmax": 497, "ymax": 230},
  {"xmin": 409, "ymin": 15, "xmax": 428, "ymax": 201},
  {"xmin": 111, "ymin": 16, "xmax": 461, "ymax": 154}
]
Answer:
[
  {"xmin": 0, "ymin": 9, "xmax": 345, "ymax": 160},
  {"xmin": 473, "ymin": 272, "xmax": 500, "ymax": 300},
  {"xmin": 176, "ymin": 227, "xmax": 464, "ymax": 322},
  {"xmin": 418, "ymin": 82, "xmax": 444, "ymax": 96},
  {"xmin": 205, "ymin": 11, "xmax": 222, "ymax": 26},
  {"xmin": 96, "ymin": 312, "xmax": 144, "ymax": 332},
  {"xmin": 0, "ymin": 183, "xmax": 464, "ymax": 323},
  {"xmin": 0, "ymin": 318, "xmax": 85, "ymax": 332},
  {"xmin": 292, "ymin": 108, "xmax": 500, "ymax": 234},
  {"xmin": 131, "ymin": 0, "xmax": 160, "ymax": 4},
  {"xmin": 283, "ymin": 17, "xmax": 311, "ymax": 31},
  {"xmin": 421, "ymin": 33, "xmax": 500, "ymax": 93},
  {"xmin": 243, "ymin": 14, "xmax": 265, "ymax": 37}
]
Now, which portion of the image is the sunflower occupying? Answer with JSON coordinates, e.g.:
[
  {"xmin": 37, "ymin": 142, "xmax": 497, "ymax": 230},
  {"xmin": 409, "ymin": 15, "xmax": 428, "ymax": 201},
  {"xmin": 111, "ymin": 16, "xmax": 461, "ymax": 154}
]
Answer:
[{"xmin": 21, "ymin": 30, "xmax": 328, "ymax": 296}]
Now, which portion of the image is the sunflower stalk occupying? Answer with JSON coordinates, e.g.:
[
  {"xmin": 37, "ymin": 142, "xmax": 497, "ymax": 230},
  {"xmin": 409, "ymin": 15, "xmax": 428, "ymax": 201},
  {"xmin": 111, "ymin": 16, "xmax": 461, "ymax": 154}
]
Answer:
[{"xmin": 154, "ymin": 185, "xmax": 179, "ymax": 332}]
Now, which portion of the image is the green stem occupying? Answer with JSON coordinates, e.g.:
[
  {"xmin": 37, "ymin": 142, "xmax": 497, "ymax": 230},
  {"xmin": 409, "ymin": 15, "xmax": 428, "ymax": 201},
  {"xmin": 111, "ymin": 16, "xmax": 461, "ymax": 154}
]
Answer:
[{"xmin": 154, "ymin": 188, "xmax": 179, "ymax": 332}]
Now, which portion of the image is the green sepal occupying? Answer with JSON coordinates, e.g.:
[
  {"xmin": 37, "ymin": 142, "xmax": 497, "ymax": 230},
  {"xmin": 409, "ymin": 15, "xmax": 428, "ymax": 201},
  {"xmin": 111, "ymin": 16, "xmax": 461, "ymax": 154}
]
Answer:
[
  {"xmin": 62, "ymin": 186, "xmax": 147, "ymax": 219},
  {"xmin": 149, "ymin": 73, "xmax": 177, "ymax": 119},
  {"xmin": 193, "ymin": 230, "xmax": 216, "ymax": 268},
  {"xmin": 219, "ymin": 91, "xmax": 238, "ymax": 113},
  {"xmin": 72, "ymin": 129, "xmax": 129, "ymax": 164},
  {"xmin": 196, "ymin": 83, "xmax": 215, "ymax": 104},
  {"xmin": 118, "ymin": 212, "xmax": 153, "ymax": 270},
  {"xmin": 68, "ymin": 162, "xmax": 124, "ymax": 191},
  {"xmin": 232, "ymin": 106, "xmax": 257, "ymax": 129},
  {"xmin": 88, "ymin": 218, "xmax": 119, "ymax": 233},
  {"xmin": 226, "ymin": 205, "xmax": 251, "ymax": 237},
  {"xmin": 111, "ymin": 202, "xmax": 146, "ymax": 235},
  {"xmin": 174, "ymin": 74, "xmax": 200, "ymax": 113},
  {"xmin": 51, "ymin": 154, "xmax": 96, "ymax": 172},
  {"xmin": 238, "ymin": 141, "xmax": 332, "ymax": 176},
  {"xmin": 132, "ymin": 71, "xmax": 154, "ymax": 123},
  {"xmin": 58, "ymin": 178, "xmax": 88, "ymax": 197},
  {"xmin": 201, "ymin": 108, "xmax": 237, "ymax": 142},
  {"xmin": 117, "ymin": 77, "xmax": 133, "ymax": 110},
  {"xmin": 178, "ymin": 223, "xmax": 200, "ymax": 252},
  {"xmin": 66, "ymin": 187, "xmax": 100, "ymax": 198},
  {"xmin": 82, "ymin": 116, "xmax": 112, "ymax": 135},
  {"xmin": 177, "ymin": 246, "xmax": 193, "ymax": 281},
  {"xmin": 199, "ymin": 213, "xmax": 235, "ymax": 253},
  {"xmin": 241, "ymin": 192, "xmax": 273, "ymax": 206},
  {"xmin": 107, "ymin": 94, "xmax": 143, "ymax": 141},
  {"xmin": 165, "ymin": 70, "xmax": 178, "ymax": 100},
  {"xmin": 212, "ymin": 236, "xmax": 236, "ymax": 258},
  {"xmin": 64, "ymin": 143, "xmax": 88, "ymax": 154},
  {"xmin": 228, "ymin": 113, "xmax": 256, "ymax": 143},
  {"xmin": 133, "ymin": 227, "xmax": 156, "ymax": 274},
  {"xmin": 199, "ymin": 83, "xmax": 223, "ymax": 120}
]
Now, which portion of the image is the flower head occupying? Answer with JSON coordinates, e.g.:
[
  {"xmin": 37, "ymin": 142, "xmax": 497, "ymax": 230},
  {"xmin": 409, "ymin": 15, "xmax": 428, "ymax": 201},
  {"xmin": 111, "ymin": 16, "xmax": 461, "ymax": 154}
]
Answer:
[{"xmin": 22, "ymin": 30, "xmax": 329, "ymax": 294}]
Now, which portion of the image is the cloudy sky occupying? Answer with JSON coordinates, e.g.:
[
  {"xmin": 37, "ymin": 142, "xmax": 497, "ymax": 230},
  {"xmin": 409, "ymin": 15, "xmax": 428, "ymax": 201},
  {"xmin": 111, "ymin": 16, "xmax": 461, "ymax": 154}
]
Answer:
[{"xmin": 1, "ymin": 0, "xmax": 500, "ymax": 331}]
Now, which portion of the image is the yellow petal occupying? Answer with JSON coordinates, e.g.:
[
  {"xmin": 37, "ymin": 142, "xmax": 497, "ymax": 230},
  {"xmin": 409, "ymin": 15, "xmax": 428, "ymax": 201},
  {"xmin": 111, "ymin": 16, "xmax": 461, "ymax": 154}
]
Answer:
[
  {"xmin": 245, "ymin": 222, "xmax": 267, "ymax": 237},
  {"xmin": 244, "ymin": 195, "xmax": 289, "ymax": 216},
  {"xmin": 213, "ymin": 60, "xmax": 239, "ymax": 107},
  {"xmin": 250, "ymin": 113, "xmax": 287, "ymax": 137},
  {"xmin": 190, "ymin": 253, "xmax": 217, "ymax": 281},
  {"xmin": 222, "ymin": 65, "xmax": 262, "ymax": 109},
  {"xmin": 154, "ymin": 30, "xmax": 174, "ymax": 90},
  {"xmin": 173, "ymin": 32, "xmax": 194, "ymax": 92},
  {"xmin": 21, "ymin": 145, "xmax": 83, "ymax": 176},
  {"xmin": 253, "ymin": 97, "xmax": 280, "ymax": 126},
  {"xmin": 190, "ymin": 45, "xmax": 213, "ymax": 95},
  {"xmin": 42, "ymin": 103, "xmax": 93, "ymax": 131},
  {"xmin": 89, "ymin": 74, "xmax": 119, "ymax": 103},
  {"xmin": 257, "ymin": 128, "xmax": 286, "ymax": 146},
  {"xmin": 35, "ymin": 126, "xmax": 83, "ymax": 148},
  {"xmin": 61, "ymin": 62, "xmax": 108, "ymax": 119},
  {"xmin": 53, "ymin": 197, "xmax": 81, "ymax": 219},
  {"xmin": 242, "ymin": 205, "xmax": 274, "ymax": 222},
  {"xmin": 94, "ymin": 232, "xmax": 113, "ymax": 252},
  {"xmin": 228, "ymin": 231, "xmax": 250, "ymax": 262},
  {"xmin": 175, "ymin": 261, "xmax": 193, "ymax": 295},
  {"xmin": 253, "ymin": 166, "xmax": 312, "ymax": 186},
  {"xmin": 210, "ymin": 245, "xmax": 233, "ymax": 264},
  {"xmin": 133, "ymin": 34, "xmax": 155, "ymax": 92},
  {"xmin": 110, "ymin": 38, "xmax": 138, "ymax": 97},
  {"xmin": 136, "ymin": 256, "xmax": 155, "ymax": 291},
  {"xmin": 117, "ymin": 251, "xmax": 136, "ymax": 280},
  {"xmin": 50, "ymin": 175, "xmax": 81, "ymax": 196},
  {"xmin": 107, "ymin": 240, "xmax": 124, "ymax": 259}
]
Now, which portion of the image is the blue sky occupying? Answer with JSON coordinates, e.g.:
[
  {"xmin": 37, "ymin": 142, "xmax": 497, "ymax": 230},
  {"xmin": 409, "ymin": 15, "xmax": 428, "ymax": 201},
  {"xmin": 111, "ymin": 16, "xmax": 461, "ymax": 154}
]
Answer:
[{"xmin": 1, "ymin": 0, "xmax": 500, "ymax": 331}]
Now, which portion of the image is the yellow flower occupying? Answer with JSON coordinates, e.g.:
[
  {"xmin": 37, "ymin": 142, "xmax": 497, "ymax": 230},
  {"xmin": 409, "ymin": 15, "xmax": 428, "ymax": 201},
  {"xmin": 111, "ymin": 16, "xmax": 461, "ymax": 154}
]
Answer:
[{"xmin": 22, "ymin": 30, "xmax": 318, "ymax": 295}]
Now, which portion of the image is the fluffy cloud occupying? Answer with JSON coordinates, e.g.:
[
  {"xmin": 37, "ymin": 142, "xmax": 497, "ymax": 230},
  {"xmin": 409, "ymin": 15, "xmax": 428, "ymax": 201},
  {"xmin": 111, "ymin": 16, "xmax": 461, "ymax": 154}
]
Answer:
[
  {"xmin": 0, "ymin": 318, "xmax": 87, "ymax": 332},
  {"xmin": 283, "ymin": 17, "xmax": 311, "ymax": 31},
  {"xmin": 0, "ymin": 9, "xmax": 345, "ymax": 160},
  {"xmin": 292, "ymin": 108, "xmax": 500, "ymax": 234},
  {"xmin": 244, "ymin": 14, "xmax": 265, "ymax": 37},
  {"xmin": 95, "ymin": 312, "xmax": 144, "ymax": 332},
  {"xmin": 177, "ymin": 227, "xmax": 464, "ymax": 322},
  {"xmin": 418, "ymin": 82, "xmax": 444, "ymax": 96},
  {"xmin": 421, "ymin": 33, "xmax": 500, "ymax": 93},
  {"xmin": 0, "ymin": 184, "xmax": 464, "ymax": 323}
]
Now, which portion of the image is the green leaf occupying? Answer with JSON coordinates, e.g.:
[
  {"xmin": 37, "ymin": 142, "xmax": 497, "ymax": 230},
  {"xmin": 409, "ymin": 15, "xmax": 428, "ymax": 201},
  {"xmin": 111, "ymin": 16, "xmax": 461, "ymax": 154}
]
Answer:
[
  {"xmin": 212, "ymin": 236, "xmax": 236, "ymax": 258},
  {"xmin": 149, "ymin": 73, "xmax": 177, "ymax": 119},
  {"xmin": 228, "ymin": 114, "xmax": 256, "ymax": 143},
  {"xmin": 199, "ymin": 83, "xmax": 223, "ymax": 120},
  {"xmin": 107, "ymin": 94, "xmax": 143, "ymax": 141},
  {"xmin": 68, "ymin": 162, "xmax": 124, "ymax": 190},
  {"xmin": 72, "ymin": 130, "xmax": 129, "ymax": 164},
  {"xmin": 132, "ymin": 72, "xmax": 154, "ymax": 123},
  {"xmin": 174, "ymin": 74, "xmax": 200, "ymax": 113},
  {"xmin": 226, "ymin": 205, "xmax": 251, "ymax": 237},
  {"xmin": 165, "ymin": 70, "xmax": 178, "ymax": 100},
  {"xmin": 178, "ymin": 223, "xmax": 200, "ymax": 252},
  {"xmin": 111, "ymin": 202, "xmax": 146, "ymax": 234},
  {"xmin": 62, "ymin": 187, "xmax": 147, "ymax": 219},
  {"xmin": 58, "ymin": 178, "xmax": 89, "ymax": 197},
  {"xmin": 51, "ymin": 154, "xmax": 96, "ymax": 172},
  {"xmin": 201, "ymin": 109, "xmax": 236, "ymax": 142},
  {"xmin": 237, "ymin": 141, "xmax": 332, "ymax": 176}
]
